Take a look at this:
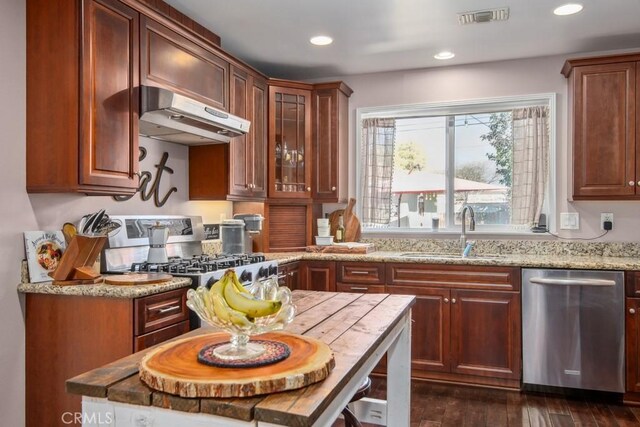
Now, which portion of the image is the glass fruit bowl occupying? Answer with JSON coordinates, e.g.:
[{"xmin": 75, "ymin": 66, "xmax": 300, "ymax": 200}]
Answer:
[{"xmin": 186, "ymin": 269, "xmax": 295, "ymax": 361}]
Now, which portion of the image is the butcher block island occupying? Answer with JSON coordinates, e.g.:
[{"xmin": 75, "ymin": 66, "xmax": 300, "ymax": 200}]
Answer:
[{"xmin": 67, "ymin": 290, "xmax": 415, "ymax": 427}]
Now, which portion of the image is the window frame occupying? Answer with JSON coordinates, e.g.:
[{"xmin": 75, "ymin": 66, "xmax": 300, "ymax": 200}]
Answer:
[{"xmin": 355, "ymin": 93, "xmax": 557, "ymax": 235}]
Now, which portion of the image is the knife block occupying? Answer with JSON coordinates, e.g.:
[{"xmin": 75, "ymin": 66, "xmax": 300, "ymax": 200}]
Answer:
[{"xmin": 50, "ymin": 235, "xmax": 107, "ymax": 285}]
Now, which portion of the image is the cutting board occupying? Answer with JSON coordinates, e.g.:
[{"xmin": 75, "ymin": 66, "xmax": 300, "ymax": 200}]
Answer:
[
  {"xmin": 328, "ymin": 198, "xmax": 362, "ymax": 242},
  {"xmin": 104, "ymin": 273, "xmax": 173, "ymax": 286},
  {"xmin": 306, "ymin": 242, "xmax": 375, "ymax": 254},
  {"xmin": 139, "ymin": 331, "xmax": 335, "ymax": 398}
]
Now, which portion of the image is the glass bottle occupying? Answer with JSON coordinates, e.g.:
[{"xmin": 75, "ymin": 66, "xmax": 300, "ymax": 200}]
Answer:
[{"xmin": 335, "ymin": 214, "xmax": 346, "ymax": 243}]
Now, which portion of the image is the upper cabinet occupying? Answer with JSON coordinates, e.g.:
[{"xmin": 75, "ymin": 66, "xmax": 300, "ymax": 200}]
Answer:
[
  {"xmin": 312, "ymin": 82, "xmax": 353, "ymax": 203},
  {"xmin": 27, "ymin": 0, "xmax": 140, "ymax": 194},
  {"xmin": 269, "ymin": 82, "xmax": 313, "ymax": 199},
  {"xmin": 563, "ymin": 54, "xmax": 639, "ymax": 200},
  {"xmin": 140, "ymin": 16, "xmax": 229, "ymax": 111},
  {"xmin": 189, "ymin": 64, "xmax": 268, "ymax": 200}
]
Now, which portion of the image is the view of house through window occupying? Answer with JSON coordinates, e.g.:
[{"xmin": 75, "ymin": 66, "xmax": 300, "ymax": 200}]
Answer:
[{"xmin": 359, "ymin": 97, "xmax": 552, "ymax": 232}]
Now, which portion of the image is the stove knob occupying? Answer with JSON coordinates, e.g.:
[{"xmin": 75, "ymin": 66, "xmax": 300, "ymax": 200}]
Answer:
[
  {"xmin": 240, "ymin": 271, "xmax": 252, "ymax": 283},
  {"xmin": 206, "ymin": 277, "xmax": 218, "ymax": 289},
  {"xmin": 258, "ymin": 267, "xmax": 269, "ymax": 278},
  {"xmin": 269, "ymin": 265, "xmax": 277, "ymax": 276}
]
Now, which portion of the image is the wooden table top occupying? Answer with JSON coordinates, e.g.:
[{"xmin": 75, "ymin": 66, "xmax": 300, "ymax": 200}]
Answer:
[{"xmin": 66, "ymin": 290, "xmax": 415, "ymax": 426}]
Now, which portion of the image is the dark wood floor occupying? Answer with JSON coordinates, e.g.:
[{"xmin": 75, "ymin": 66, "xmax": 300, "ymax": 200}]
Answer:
[{"xmin": 333, "ymin": 377, "xmax": 640, "ymax": 426}]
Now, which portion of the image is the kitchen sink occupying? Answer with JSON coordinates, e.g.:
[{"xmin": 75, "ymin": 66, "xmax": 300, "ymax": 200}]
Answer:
[{"xmin": 399, "ymin": 252, "xmax": 501, "ymax": 260}]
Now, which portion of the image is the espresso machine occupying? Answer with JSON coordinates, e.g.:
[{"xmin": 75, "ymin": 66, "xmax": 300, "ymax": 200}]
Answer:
[{"xmin": 221, "ymin": 214, "xmax": 264, "ymax": 254}]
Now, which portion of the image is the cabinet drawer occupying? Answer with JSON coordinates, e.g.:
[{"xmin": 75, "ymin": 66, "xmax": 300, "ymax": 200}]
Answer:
[
  {"xmin": 337, "ymin": 262, "xmax": 385, "ymax": 284},
  {"xmin": 337, "ymin": 283, "xmax": 386, "ymax": 294},
  {"xmin": 386, "ymin": 263, "xmax": 520, "ymax": 291},
  {"xmin": 134, "ymin": 288, "xmax": 189, "ymax": 335},
  {"xmin": 134, "ymin": 320, "xmax": 189, "ymax": 352}
]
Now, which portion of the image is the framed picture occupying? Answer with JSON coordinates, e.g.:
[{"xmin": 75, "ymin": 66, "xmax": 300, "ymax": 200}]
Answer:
[{"xmin": 24, "ymin": 231, "xmax": 66, "ymax": 283}]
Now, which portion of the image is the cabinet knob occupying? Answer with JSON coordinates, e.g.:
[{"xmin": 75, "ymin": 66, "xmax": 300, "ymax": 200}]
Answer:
[
  {"xmin": 307, "ymin": 186, "xmax": 311, "ymax": 192},
  {"xmin": 630, "ymin": 181, "xmax": 636, "ymax": 186},
  {"xmin": 331, "ymin": 186, "xmax": 336, "ymax": 191},
  {"xmin": 289, "ymin": 272, "xmax": 294, "ymax": 277},
  {"xmin": 451, "ymin": 298, "xmax": 457, "ymax": 304},
  {"xmin": 249, "ymin": 183, "xmax": 254, "ymax": 189},
  {"xmin": 631, "ymin": 308, "xmax": 636, "ymax": 314},
  {"xmin": 637, "ymin": 181, "xmax": 640, "ymax": 187},
  {"xmin": 444, "ymin": 298, "xmax": 449, "ymax": 303}
]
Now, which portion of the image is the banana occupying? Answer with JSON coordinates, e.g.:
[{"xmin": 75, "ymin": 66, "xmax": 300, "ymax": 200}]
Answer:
[
  {"xmin": 228, "ymin": 269, "xmax": 251, "ymax": 294},
  {"xmin": 223, "ymin": 278, "xmax": 282, "ymax": 318},
  {"xmin": 209, "ymin": 274, "xmax": 229, "ymax": 296},
  {"xmin": 211, "ymin": 292, "xmax": 253, "ymax": 327}
]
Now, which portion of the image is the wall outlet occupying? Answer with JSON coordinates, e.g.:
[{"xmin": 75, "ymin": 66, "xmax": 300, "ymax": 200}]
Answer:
[
  {"xmin": 601, "ymin": 213, "xmax": 614, "ymax": 230},
  {"xmin": 560, "ymin": 212, "xmax": 579, "ymax": 230}
]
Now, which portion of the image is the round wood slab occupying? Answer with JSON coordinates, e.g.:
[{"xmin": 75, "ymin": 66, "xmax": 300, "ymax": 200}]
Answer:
[
  {"xmin": 104, "ymin": 273, "xmax": 173, "ymax": 286},
  {"xmin": 139, "ymin": 332, "xmax": 335, "ymax": 398}
]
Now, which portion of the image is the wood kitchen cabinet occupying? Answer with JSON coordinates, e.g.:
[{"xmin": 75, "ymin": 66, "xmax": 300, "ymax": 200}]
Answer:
[
  {"xmin": 27, "ymin": 0, "xmax": 139, "ymax": 194},
  {"xmin": 562, "ymin": 53, "xmax": 640, "ymax": 199},
  {"xmin": 25, "ymin": 287, "xmax": 190, "ymax": 427},
  {"xmin": 386, "ymin": 263, "xmax": 521, "ymax": 388},
  {"xmin": 278, "ymin": 261, "xmax": 301, "ymax": 290},
  {"xmin": 301, "ymin": 260, "xmax": 336, "ymax": 292},
  {"xmin": 264, "ymin": 202, "xmax": 313, "ymax": 251},
  {"xmin": 625, "ymin": 272, "xmax": 640, "ymax": 403},
  {"xmin": 336, "ymin": 261, "xmax": 386, "ymax": 293},
  {"xmin": 140, "ymin": 15, "xmax": 229, "ymax": 111},
  {"xmin": 189, "ymin": 65, "xmax": 268, "ymax": 200},
  {"xmin": 312, "ymin": 82, "xmax": 353, "ymax": 203},
  {"xmin": 268, "ymin": 81, "xmax": 313, "ymax": 199}
]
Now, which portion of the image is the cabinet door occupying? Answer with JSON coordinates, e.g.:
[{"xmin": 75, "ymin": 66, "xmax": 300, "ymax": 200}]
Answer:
[
  {"xmin": 312, "ymin": 88, "xmax": 338, "ymax": 201},
  {"xmin": 229, "ymin": 65, "xmax": 251, "ymax": 197},
  {"xmin": 450, "ymin": 290, "xmax": 521, "ymax": 379},
  {"xmin": 302, "ymin": 261, "xmax": 336, "ymax": 292},
  {"xmin": 80, "ymin": 0, "xmax": 139, "ymax": 191},
  {"xmin": 626, "ymin": 298, "xmax": 640, "ymax": 392},
  {"xmin": 250, "ymin": 75, "xmax": 268, "ymax": 197},
  {"xmin": 388, "ymin": 285, "xmax": 451, "ymax": 374},
  {"xmin": 286, "ymin": 262, "xmax": 301, "ymax": 290},
  {"xmin": 573, "ymin": 62, "xmax": 637, "ymax": 198},
  {"xmin": 269, "ymin": 86, "xmax": 312, "ymax": 198},
  {"xmin": 141, "ymin": 16, "xmax": 229, "ymax": 111},
  {"xmin": 266, "ymin": 204, "xmax": 311, "ymax": 251}
]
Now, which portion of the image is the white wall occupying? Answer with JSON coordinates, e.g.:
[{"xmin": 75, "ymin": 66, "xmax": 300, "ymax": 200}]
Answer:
[
  {"xmin": 324, "ymin": 54, "xmax": 640, "ymax": 241},
  {"xmin": 0, "ymin": 1, "xmax": 230, "ymax": 424}
]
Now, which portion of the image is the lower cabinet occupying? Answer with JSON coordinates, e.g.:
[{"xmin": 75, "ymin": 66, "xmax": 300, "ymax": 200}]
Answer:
[
  {"xmin": 386, "ymin": 263, "xmax": 522, "ymax": 389},
  {"xmin": 301, "ymin": 260, "xmax": 336, "ymax": 291},
  {"xmin": 626, "ymin": 298, "xmax": 640, "ymax": 398},
  {"xmin": 278, "ymin": 261, "xmax": 301, "ymax": 290},
  {"xmin": 25, "ymin": 287, "xmax": 190, "ymax": 427}
]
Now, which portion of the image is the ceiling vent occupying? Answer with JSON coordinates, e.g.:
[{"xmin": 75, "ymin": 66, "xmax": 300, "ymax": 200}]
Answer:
[{"xmin": 457, "ymin": 7, "xmax": 510, "ymax": 25}]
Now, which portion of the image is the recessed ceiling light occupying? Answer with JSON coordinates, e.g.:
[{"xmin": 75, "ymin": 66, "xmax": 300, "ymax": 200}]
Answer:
[
  {"xmin": 434, "ymin": 51, "xmax": 455, "ymax": 60},
  {"xmin": 553, "ymin": 3, "xmax": 583, "ymax": 15},
  {"xmin": 310, "ymin": 36, "xmax": 333, "ymax": 46}
]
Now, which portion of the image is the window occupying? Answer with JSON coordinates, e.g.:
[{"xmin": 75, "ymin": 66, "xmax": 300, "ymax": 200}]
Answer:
[{"xmin": 357, "ymin": 94, "xmax": 555, "ymax": 233}]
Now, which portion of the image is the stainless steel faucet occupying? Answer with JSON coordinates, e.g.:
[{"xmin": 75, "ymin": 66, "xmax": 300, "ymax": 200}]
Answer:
[{"xmin": 460, "ymin": 205, "xmax": 476, "ymax": 251}]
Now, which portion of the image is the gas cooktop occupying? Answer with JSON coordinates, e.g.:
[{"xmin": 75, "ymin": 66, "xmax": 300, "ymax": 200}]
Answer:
[{"xmin": 130, "ymin": 253, "xmax": 270, "ymax": 275}]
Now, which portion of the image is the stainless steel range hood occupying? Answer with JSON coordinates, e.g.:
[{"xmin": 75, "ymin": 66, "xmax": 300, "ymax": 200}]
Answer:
[{"xmin": 139, "ymin": 86, "xmax": 250, "ymax": 145}]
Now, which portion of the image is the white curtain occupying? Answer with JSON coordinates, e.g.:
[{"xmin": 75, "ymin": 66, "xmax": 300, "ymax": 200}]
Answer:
[
  {"xmin": 511, "ymin": 107, "xmax": 549, "ymax": 226},
  {"xmin": 361, "ymin": 118, "xmax": 396, "ymax": 226}
]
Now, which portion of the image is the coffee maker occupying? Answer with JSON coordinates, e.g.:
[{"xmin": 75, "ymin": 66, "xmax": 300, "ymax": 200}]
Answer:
[
  {"xmin": 221, "ymin": 214, "xmax": 263, "ymax": 254},
  {"xmin": 147, "ymin": 222, "xmax": 169, "ymax": 263}
]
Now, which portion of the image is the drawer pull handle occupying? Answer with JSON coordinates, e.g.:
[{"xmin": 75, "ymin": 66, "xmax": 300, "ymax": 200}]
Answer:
[
  {"xmin": 350, "ymin": 287, "xmax": 369, "ymax": 291},
  {"xmin": 350, "ymin": 271, "xmax": 371, "ymax": 275},
  {"xmin": 157, "ymin": 305, "xmax": 180, "ymax": 314}
]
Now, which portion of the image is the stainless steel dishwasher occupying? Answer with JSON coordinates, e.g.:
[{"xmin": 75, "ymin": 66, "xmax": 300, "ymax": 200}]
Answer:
[{"xmin": 522, "ymin": 268, "xmax": 624, "ymax": 392}]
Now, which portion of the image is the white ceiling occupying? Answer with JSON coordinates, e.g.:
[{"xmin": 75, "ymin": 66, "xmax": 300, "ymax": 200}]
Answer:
[{"xmin": 164, "ymin": 0, "xmax": 640, "ymax": 80}]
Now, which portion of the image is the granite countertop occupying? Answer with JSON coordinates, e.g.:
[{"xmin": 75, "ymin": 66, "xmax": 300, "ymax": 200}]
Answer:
[
  {"xmin": 266, "ymin": 251, "xmax": 640, "ymax": 271},
  {"xmin": 17, "ymin": 276, "xmax": 192, "ymax": 298}
]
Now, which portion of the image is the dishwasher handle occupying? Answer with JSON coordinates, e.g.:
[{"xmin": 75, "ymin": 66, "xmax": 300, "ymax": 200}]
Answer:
[{"xmin": 529, "ymin": 277, "xmax": 616, "ymax": 287}]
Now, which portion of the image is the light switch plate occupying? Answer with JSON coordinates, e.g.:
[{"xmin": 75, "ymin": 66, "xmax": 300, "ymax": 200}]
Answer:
[{"xmin": 560, "ymin": 212, "xmax": 579, "ymax": 230}]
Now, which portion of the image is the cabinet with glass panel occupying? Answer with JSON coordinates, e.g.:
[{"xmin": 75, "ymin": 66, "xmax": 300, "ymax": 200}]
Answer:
[{"xmin": 268, "ymin": 81, "xmax": 312, "ymax": 199}]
